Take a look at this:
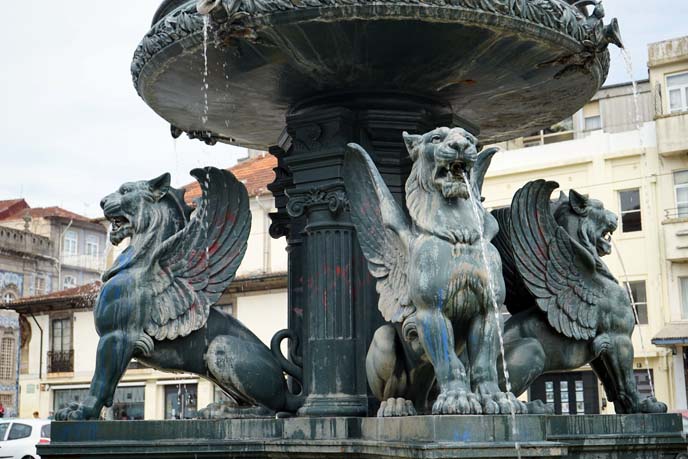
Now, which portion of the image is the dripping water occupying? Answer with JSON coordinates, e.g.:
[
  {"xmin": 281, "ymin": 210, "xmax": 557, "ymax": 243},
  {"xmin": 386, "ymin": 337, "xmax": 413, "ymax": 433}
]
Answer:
[
  {"xmin": 620, "ymin": 49, "xmax": 645, "ymax": 150},
  {"xmin": 463, "ymin": 173, "xmax": 521, "ymax": 459},
  {"xmin": 611, "ymin": 239, "xmax": 656, "ymax": 398},
  {"xmin": 173, "ymin": 137, "xmax": 180, "ymax": 183},
  {"xmin": 201, "ymin": 15, "xmax": 210, "ymax": 125}
]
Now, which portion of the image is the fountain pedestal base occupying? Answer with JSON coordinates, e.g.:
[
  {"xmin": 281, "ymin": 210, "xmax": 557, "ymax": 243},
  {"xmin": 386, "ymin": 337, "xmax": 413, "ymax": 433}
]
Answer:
[{"xmin": 38, "ymin": 414, "xmax": 687, "ymax": 459}]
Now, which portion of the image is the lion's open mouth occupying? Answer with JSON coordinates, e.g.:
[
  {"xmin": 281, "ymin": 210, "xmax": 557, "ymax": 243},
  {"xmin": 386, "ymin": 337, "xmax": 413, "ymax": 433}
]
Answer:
[
  {"xmin": 435, "ymin": 160, "xmax": 471, "ymax": 199},
  {"xmin": 106, "ymin": 215, "xmax": 133, "ymax": 245},
  {"xmin": 595, "ymin": 224, "xmax": 616, "ymax": 257}
]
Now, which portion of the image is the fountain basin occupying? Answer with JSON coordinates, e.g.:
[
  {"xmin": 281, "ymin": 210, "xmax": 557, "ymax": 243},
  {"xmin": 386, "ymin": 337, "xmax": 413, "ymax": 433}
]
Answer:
[
  {"xmin": 39, "ymin": 414, "xmax": 687, "ymax": 458},
  {"xmin": 132, "ymin": 0, "xmax": 613, "ymax": 148}
]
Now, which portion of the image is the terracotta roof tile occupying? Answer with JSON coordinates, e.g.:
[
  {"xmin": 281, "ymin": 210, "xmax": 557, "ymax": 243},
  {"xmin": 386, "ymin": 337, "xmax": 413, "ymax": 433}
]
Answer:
[
  {"xmin": 24, "ymin": 207, "xmax": 92, "ymax": 222},
  {"xmin": 184, "ymin": 154, "xmax": 276, "ymax": 203},
  {"xmin": 8, "ymin": 281, "xmax": 101, "ymax": 306},
  {"xmin": 0, "ymin": 199, "xmax": 29, "ymax": 220}
]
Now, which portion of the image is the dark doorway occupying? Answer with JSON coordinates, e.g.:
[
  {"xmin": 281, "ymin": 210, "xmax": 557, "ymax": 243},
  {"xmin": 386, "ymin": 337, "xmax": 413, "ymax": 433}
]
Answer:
[{"xmin": 529, "ymin": 371, "xmax": 600, "ymax": 415}]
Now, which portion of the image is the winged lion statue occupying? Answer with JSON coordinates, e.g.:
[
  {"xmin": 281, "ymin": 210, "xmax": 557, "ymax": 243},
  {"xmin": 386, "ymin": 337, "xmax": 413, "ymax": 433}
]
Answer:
[
  {"xmin": 492, "ymin": 179, "xmax": 667, "ymax": 414},
  {"xmin": 56, "ymin": 167, "xmax": 303, "ymax": 420},
  {"xmin": 344, "ymin": 127, "xmax": 526, "ymax": 416}
]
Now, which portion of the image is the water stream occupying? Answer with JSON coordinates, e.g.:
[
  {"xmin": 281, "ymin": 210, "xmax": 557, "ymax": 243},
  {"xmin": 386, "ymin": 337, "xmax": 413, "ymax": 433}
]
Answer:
[
  {"xmin": 611, "ymin": 239, "xmax": 656, "ymax": 398},
  {"xmin": 201, "ymin": 15, "xmax": 210, "ymax": 125},
  {"xmin": 620, "ymin": 49, "xmax": 644, "ymax": 138},
  {"xmin": 463, "ymin": 173, "xmax": 521, "ymax": 459},
  {"xmin": 616, "ymin": 48, "xmax": 657, "ymax": 398}
]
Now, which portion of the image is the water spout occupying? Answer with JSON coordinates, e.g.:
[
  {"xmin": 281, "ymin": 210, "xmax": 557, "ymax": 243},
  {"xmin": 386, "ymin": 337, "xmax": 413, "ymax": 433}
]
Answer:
[
  {"xmin": 605, "ymin": 18, "xmax": 624, "ymax": 49},
  {"xmin": 197, "ymin": 0, "xmax": 222, "ymax": 15}
]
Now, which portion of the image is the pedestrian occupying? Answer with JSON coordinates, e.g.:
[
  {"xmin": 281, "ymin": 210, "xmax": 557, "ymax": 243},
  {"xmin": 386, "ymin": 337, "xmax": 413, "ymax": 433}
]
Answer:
[
  {"xmin": 32, "ymin": 411, "xmax": 39, "ymax": 419},
  {"xmin": 0, "ymin": 402, "xmax": 5, "ymax": 418}
]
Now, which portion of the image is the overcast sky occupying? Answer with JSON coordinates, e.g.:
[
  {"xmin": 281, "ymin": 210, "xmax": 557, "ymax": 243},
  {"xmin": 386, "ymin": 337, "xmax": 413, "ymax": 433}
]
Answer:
[{"xmin": 1, "ymin": 1, "xmax": 686, "ymax": 217}]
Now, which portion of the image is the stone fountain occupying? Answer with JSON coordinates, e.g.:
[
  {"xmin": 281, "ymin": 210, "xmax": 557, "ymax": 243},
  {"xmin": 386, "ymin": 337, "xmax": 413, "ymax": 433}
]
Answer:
[{"xmin": 40, "ymin": 0, "xmax": 687, "ymax": 458}]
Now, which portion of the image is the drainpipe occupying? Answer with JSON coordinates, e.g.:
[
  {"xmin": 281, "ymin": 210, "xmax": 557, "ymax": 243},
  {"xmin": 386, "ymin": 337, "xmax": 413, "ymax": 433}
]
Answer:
[
  {"xmin": 58, "ymin": 219, "xmax": 74, "ymax": 290},
  {"xmin": 29, "ymin": 312, "xmax": 43, "ymax": 380}
]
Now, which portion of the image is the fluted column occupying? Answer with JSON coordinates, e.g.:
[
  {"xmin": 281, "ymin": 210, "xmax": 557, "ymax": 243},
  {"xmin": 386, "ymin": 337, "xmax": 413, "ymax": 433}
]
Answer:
[{"xmin": 268, "ymin": 94, "xmax": 461, "ymax": 416}]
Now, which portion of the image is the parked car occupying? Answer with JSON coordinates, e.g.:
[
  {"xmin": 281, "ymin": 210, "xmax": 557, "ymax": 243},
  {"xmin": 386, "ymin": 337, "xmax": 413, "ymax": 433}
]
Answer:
[{"xmin": 0, "ymin": 419, "xmax": 50, "ymax": 459}]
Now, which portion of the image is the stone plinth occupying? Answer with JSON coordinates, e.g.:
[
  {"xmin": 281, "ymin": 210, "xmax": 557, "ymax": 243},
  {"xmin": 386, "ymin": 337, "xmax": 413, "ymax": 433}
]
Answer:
[{"xmin": 39, "ymin": 414, "xmax": 687, "ymax": 459}]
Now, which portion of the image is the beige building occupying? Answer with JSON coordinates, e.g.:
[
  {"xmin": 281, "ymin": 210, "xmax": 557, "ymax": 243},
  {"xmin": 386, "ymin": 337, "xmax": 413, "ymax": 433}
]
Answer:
[
  {"xmin": 10, "ymin": 36, "xmax": 688, "ymax": 419},
  {"xmin": 483, "ymin": 35, "xmax": 688, "ymax": 414},
  {"xmin": 0, "ymin": 200, "xmax": 106, "ymax": 416}
]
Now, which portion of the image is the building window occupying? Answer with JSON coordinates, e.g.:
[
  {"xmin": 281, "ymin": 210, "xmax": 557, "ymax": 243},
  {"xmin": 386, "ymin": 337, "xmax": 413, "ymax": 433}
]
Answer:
[
  {"xmin": 165, "ymin": 384, "xmax": 197, "ymax": 419},
  {"xmin": 0, "ymin": 337, "xmax": 16, "ymax": 380},
  {"xmin": 634, "ymin": 370, "xmax": 654, "ymax": 399},
  {"xmin": 111, "ymin": 386, "xmax": 145, "ymax": 420},
  {"xmin": 624, "ymin": 281, "xmax": 648, "ymax": 325},
  {"xmin": 619, "ymin": 189, "xmax": 642, "ymax": 232},
  {"xmin": 49, "ymin": 316, "xmax": 73, "ymax": 373},
  {"xmin": 63, "ymin": 230, "xmax": 78, "ymax": 256},
  {"xmin": 680, "ymin": 277, "xmax": 688, "ymax": 320},
  {"xmin": 1, "ymin": 292, "xmax": 15, "ymax": 304},
  {"xmin": 583, "ymin": 100, "xmax": 602, "ymax": 131},
  {"xmin": 35, "ymin": 276, "xmax": 46, "ymax": 296},
  {"xmin": 668, "ymin": 72, "xmax": 688, "ymax": 114},
  {"xmin": 53, "ymin": 388, "xmax": 88, "ymax": 412},
  {"xmin": 85, "ymin": 235, "xmax": 99, "ymax": 257},
  {"xmin": 674, "ymin": 171, "xmax": 688, "ymax": 218},
  {"xmin": 62, "ymin": 276, "xmax": 77, "ymax": 290}
]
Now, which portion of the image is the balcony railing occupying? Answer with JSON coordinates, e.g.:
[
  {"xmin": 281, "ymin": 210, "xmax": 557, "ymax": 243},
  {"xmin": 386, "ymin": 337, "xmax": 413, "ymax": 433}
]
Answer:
[
  {"xmin": 48, "ymin": 350, "xmax": 74, "ymax": 373},
  {"xmin": 60, "ymin": 254, "xmax": 106, "ymax": 272}
]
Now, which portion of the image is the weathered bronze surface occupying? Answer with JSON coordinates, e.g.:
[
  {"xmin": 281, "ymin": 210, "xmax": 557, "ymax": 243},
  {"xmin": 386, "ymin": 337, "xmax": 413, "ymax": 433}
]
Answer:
[
  {"xmin": 41, "ymin": 414, "xmax": 688, "ymax": 458},
  {"xmin": 345, "ymin": 127, "xmax": 526, "ymax": 416},
  {"xmin": 492, "ymin": 180, "xmax": 668, "ymax": 414},
  {"xmin": 131, "ymin": 0, "xmax": 619, "ymax": 148},
  {"xmin": 55, "ymin": 168, "xmax": 303, "ymax": 420}
]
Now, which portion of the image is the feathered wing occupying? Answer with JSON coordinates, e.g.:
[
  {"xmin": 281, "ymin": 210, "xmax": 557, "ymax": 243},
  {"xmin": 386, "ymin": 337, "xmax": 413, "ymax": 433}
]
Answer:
[
  {"xmin": 344, "ymin": 143, "xmax": 414, "ymax": 323},
  {"xmin": 471, "ymin": 147, "xmax": 498, "ymax": 199},
  {"xmin": 490, "ymin": 207, "xmax": 536, "ymax": 315},
  {"xmin": 510, "ymin": 180, "xmax": 600, "ymax": 340},
  {"xmin": 147, "ymin": 167, "xmax": 250, "ymax": 340}
]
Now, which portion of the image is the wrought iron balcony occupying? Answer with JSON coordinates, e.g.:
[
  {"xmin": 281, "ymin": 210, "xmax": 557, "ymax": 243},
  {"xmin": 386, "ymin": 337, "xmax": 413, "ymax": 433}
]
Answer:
[{"xmin": 48, "ymin": 350, "xmax": 74, "ymax": 373}]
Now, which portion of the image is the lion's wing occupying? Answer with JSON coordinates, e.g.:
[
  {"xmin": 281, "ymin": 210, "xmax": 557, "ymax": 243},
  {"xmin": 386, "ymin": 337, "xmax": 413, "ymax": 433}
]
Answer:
[
  {"xmin": 471, "ymin": 147, "xmax": 498, "ymax": 199},
  {"xmin": 344, "ymin": 144, "xmax": 414, "ymax": 323},
  {"xmin": 147, "ymin": 167, "xmax": 250, "ymax": 341},
  {"xmin": 510, "ymin": 180, "xmax": 601, "ymax": 341}
]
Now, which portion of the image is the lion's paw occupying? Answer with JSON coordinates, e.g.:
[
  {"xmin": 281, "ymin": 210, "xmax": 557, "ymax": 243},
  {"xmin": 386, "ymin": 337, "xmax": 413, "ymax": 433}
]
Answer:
[
  {"xmin": 377, "ymin": 398, "xmax": 417, "ymax": 417},
  {"xmin": 54, "ymin": 402, "xmax": 88, "ymax": 421},
  {"xmin": 481, "ymin": 392, "xmax": 527, "ymax": 415},
  {"xmin": 525, "ymin": 400, "xmax": 554, "ymax": 415},
  {"xmin": 639, "ymin": 397, "xmax": 667, "ymax": 414},
  {"xmin": 432, "ymin": 390, "xmax": 482, "ymax": 415}
]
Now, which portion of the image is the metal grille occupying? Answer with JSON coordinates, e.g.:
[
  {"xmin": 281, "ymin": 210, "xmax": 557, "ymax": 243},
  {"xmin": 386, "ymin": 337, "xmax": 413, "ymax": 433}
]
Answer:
[
  {"xmin": 0, "ymin": 337, "xmax": 15, "ymax": 381},
  {"xmin": 48, "ymin": 350, "xmax": 74, "ymax": 373}
]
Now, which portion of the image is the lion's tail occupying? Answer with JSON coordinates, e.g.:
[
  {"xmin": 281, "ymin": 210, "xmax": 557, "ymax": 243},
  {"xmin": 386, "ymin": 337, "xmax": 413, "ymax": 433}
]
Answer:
[{"xmin": 270, "ymin": 329, "xmax": 305, "ymax": 411}]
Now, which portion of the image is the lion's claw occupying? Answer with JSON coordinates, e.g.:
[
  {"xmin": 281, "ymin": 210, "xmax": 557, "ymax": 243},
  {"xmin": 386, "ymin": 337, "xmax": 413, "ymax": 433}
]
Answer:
[
  {"xmin": 55, "ymin": 402, "xmax": 86, "ymax": 421},
  {"xmin": 480, "ymin": 392, "xmax": 527, "ymax": 415},
  {"xmin": 432, "ymin": 390, "xmax": 482, "ymax": 415},
  {"xmin": 639, "ymin": 397, "xmax": 667, "ymax": 414},
  {"xmin": 377, "ymin": 398, "xmax": 417, "ymax": 417}
]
